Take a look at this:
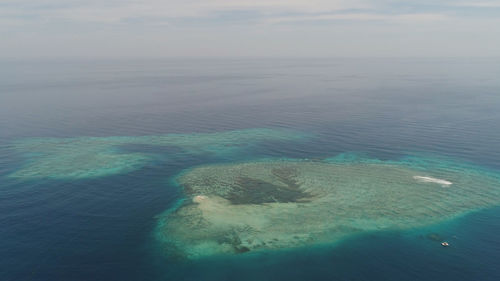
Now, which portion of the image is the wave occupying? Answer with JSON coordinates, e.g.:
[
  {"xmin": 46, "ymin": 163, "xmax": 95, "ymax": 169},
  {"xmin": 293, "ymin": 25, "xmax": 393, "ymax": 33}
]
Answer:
[{"xmin": 413, "ymin": 176, "xmax": 452, "ymax": 186}]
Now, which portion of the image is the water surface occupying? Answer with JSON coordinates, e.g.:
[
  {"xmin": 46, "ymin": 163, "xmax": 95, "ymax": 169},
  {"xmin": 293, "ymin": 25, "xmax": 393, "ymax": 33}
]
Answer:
[{"xmin": 1, "ymin": 58, "xmax": 500, "ymax": 280}]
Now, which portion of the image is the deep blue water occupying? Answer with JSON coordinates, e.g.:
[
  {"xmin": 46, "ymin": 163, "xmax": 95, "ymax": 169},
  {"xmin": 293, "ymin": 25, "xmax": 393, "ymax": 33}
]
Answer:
[{"xmin": 1, "ymin": 58, "xmax": 500, "ymax": 280}]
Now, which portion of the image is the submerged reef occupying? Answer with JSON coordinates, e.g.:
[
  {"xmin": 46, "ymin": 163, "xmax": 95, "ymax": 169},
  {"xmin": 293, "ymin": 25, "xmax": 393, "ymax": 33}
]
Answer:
[
  {"xmin": 9, "ymin": 128, "xmax": 305, "ymax": 179},
  {"xmin": 157, "ymin": 157, "xmax": 500, "ymax": 259}
]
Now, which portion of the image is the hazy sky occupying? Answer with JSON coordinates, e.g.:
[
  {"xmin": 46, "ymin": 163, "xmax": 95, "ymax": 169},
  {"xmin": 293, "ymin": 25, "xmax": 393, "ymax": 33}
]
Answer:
[{"xmin": 2, "ymin": 0, "xmax": 500, "ymax": 58}]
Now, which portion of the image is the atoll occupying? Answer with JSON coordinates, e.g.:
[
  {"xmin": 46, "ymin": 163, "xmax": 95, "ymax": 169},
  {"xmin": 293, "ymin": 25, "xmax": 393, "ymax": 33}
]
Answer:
[
  {"xmin": 9, "ymin": 128, "xmax": 305, "ymax": 179},
  {"xmin": 157, "ymin": 158, "xmax": 500, "ymax": 258}
]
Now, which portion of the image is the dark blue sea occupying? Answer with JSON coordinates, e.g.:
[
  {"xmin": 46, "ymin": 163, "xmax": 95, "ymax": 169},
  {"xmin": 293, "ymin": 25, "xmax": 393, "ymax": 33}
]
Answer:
[{"xmin": 1, "ymin": 58, "xmax": 500, "ymax": 281}]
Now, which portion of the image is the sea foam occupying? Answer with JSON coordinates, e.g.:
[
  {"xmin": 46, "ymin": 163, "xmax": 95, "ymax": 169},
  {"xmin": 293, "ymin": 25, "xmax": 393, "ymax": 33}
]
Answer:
[{"xmin": 413, "ymin": 176, "xmax": 452, "ymax": 186}]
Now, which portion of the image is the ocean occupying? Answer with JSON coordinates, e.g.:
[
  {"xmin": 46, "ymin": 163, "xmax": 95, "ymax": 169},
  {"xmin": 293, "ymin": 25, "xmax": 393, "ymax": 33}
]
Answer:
[{"xmin": 1, "ymin": 58, "xmax": 500, "ymax": 280}]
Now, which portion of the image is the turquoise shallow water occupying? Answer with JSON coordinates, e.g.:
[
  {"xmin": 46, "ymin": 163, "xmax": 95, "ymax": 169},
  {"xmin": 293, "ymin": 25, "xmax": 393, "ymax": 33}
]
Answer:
[
  {"xmin": 1, "ymin": 58, "xmax": 500, "ymax": 280},
  {"xmin": 155, "ymin": 154, "xmax": 500, "ymax": 259}
]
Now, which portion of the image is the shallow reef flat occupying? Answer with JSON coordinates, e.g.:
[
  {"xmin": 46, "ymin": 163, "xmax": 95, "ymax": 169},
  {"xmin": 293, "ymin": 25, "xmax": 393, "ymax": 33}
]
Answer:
[
  {"xmin": 9, "ymin": 128, "xmax": 305, "ymax": 179},
  {"xmin": 157, "ymin": 157, "xmax": 500, "ymax": 259}
]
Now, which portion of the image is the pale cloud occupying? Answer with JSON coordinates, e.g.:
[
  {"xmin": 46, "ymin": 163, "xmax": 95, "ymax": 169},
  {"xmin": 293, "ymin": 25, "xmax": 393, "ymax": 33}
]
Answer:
[
  {"xmin": 1, "ymin": 0, "xmax": 497, "ymax": 26},
  {"xmin": 1, "ymin": 0, "xmax": 367, "ymax": 18},
  {"xmin": 267, "ymin": 13, "xmax": 448, "ymax": 24},
  {"xmin": 0, "ymin": 0, "xmax": 400, "ymax": 24},
  {"xmin": 454, "ymin": 1, "xmax": 500, "ymax": 7},
  {"xmin": 198, "ymin": 0, "xmax": 372, "ymax": 13},
  {"xmin": 1, "ymin": 0, "xmax": 499, "ymax": 57}
]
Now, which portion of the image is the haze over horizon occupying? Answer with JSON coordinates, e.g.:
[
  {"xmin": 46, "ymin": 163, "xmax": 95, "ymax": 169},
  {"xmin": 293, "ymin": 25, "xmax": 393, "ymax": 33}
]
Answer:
[{"xmin": 2, "ymin": 0, "xmax": 500, "ymax": 58}]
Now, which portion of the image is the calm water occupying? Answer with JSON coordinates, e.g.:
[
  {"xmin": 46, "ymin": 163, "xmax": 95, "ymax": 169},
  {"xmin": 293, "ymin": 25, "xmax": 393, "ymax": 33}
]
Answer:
[{"xmin": 1, "ymin": 58, "xmax": 500, "ymax": 280}]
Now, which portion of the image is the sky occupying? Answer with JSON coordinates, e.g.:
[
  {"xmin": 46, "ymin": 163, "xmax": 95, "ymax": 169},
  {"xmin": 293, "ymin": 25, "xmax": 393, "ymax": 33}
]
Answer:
[{"xmin": 1, "ymin": 0, "xmax": 500, "ymax": 58}]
